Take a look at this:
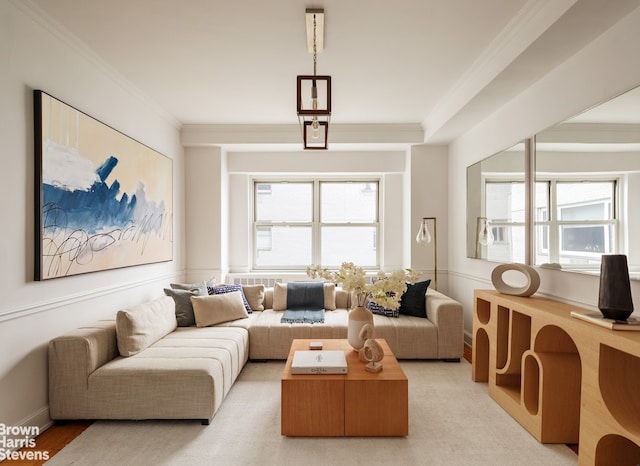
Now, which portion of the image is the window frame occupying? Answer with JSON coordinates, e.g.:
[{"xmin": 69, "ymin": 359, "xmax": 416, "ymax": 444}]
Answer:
[
  {"xmin": 251, "ymin": 178, "xmax": 381, "ymax": 271},
  {"xmin": 533, "ymin": 178, "xmax": 618, "ymax": 268}
]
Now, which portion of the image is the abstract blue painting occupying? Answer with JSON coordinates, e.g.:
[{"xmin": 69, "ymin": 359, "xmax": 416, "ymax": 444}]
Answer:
[{"xmin": 34, "ymin": 90, "xmax": 173, "ymax": 280}]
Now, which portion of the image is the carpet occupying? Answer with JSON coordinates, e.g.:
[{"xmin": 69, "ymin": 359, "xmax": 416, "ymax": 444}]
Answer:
[{"xmin": 45, "ymin": 360, "xmax": 578, "ymax": 466}]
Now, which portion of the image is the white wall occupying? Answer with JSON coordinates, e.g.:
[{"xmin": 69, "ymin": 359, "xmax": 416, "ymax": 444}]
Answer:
[
  {"xmin": 448, "ymin": 6, "xmax": 640, "ymax": 343},
  {"xmin": 410, "ymin": 145, "xmax": 449, "ymax": 293},
  {"xmin": 184, "ymin": 146, "xmax": 225, "ymax": 282},
  {"xmin": 0, "ymin": 1, "xmax": 184, "ymax": 429}
]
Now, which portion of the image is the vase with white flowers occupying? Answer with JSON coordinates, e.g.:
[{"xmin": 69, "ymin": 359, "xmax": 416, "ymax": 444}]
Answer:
[{"xmin": 307, "ymin": 262, "xmax": 421, "ymax": 351}]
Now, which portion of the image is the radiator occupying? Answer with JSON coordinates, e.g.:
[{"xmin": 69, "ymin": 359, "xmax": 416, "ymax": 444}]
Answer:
[
  {"xmin": 225, "ymin": 274, "xmax": 284, "ymax": 287},
  {"xmin": 225, "ymin": 273, "xmax": 376, "ymax": 286}
]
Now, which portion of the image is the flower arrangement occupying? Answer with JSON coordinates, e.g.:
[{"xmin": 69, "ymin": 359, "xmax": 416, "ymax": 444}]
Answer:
[{"xmin": 306, "ymin": 262, "xmax": 421, "ymax": 309}]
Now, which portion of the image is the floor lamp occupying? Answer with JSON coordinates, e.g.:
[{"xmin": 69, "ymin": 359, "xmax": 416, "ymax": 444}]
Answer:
[{"xmin": 416, "ymin": 217, "xmax": 437, "ymax": 290}]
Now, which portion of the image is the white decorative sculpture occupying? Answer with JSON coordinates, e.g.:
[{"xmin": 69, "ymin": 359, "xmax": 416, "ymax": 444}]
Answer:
[
  {"xmin": 491, "ymin": 263, "xmax": 540, "ymax": 297},
  {"xmin": 358, "ymin": 324, "xmax": 384, "ymax": 372}
]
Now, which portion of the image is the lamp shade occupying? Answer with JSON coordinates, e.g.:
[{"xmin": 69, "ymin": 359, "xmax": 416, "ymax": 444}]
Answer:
[
  {"xmin": 478, "ymin": 218, "xmax": 494, "ymax": 246},
  {"xmin": 415, "ymin": 219, "xmax": 431, "ymax": 245}
]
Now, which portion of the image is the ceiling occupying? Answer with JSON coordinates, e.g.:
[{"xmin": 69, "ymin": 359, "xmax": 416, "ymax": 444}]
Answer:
[{"xmin": 31, "ymin": 0, "xmax": 640, "ymax": 148}]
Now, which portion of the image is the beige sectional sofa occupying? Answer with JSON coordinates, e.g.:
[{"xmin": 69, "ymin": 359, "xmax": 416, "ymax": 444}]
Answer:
[{"xmin": 48, "ymin": 284, "xmax": 463, "ymax": 424}]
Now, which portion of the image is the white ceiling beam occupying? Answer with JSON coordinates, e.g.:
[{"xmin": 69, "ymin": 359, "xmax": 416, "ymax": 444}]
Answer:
[
  {"xmin": 423, "ymin": 0, "xmax": 578, "ymax": 142},
  {"xmin": 181, "ymin": 123, "xmax": 424, "ymax": 148}
]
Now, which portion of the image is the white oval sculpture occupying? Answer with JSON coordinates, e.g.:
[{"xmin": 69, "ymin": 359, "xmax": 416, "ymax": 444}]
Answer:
[{"xmin": 491, "ymin": 263, "xmax": 540, "ymax": 297}]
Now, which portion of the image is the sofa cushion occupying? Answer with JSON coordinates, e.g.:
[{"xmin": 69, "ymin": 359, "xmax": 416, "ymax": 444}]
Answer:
[
  {"xmin": 116, "ymin": 296, "xmax": 177, "ymax": 357},
  {"xmin": 208, "ymin": 284, "xmax": 252, "ymax": 314},
  {"xmin": 242, "ymin": 284, "xmax": 265, "ymax": 311},
  {"xmin": 399, "ymin": 280, "xmax": 431, "ymax": 318},
  {"xmin": 247, "ymin": 309, "xmax": 349, "ymax": 359},
  {"xmin": 273, "ymin": 282, "xmax": 336, "ymax": 311},
  {"xmin": 164, "ymin": 288, "xmax": 206, "ymax": 327},
  {"xmin": 191, "ymin": 292, "xmax": 250, "ymax": 327}
]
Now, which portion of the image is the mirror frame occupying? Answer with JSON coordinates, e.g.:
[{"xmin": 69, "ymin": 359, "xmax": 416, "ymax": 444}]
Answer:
[{"xmin": 465, "ymin": 141, "xmax": 532, "ymax": 263}]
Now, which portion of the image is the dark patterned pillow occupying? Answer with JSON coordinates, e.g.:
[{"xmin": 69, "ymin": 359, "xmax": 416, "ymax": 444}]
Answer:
[
  {"xmin": 208, "ymin": 284, "xmax": 252, "ymax": 314},
  {"xmin": 367, "ymin": 291, "xmax": 400, "ymax": 318},
  {"xmin": 367, "ymin": 299, "xmax": 400, "ymax": 318}
]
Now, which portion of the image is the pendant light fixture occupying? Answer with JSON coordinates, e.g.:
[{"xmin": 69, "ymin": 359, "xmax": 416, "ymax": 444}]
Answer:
[{"xmin": 297, "ymin": 8, "xmax": 331, "ymax": 150}]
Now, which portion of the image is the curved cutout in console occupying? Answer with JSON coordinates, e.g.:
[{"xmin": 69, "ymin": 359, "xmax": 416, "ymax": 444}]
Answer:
[{"xmin": 599, "ymin": 345, "xmax": 640, "ymax": 437}]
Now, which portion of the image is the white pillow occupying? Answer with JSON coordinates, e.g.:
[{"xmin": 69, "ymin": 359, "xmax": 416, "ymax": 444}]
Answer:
[
  {"xmin": 272, "ymin": 282, "xmax": 336, "ymax": 311},
  {"xmin": 242, "ymin": 284, "xmax": 265, "ymax": 311},
  {"xmin": 323, "ymin": 283, "xmax": 337, "ymax": 310},
  {"xmin": 116, "ymin": 296, "xmax": 177, "ymax": 357},
  {"xmin": 272, "ymin": 282, "xmax": 288, "ymax": 311},
  {"xmin": 191, "ymin": 291, "xmax": 249, "ymax": 327}
]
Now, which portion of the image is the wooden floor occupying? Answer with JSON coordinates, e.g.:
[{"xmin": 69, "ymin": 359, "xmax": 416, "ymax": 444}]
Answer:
[{"xmin": 2, "ymin": 344, "xmax": 575, "ymax": 463}]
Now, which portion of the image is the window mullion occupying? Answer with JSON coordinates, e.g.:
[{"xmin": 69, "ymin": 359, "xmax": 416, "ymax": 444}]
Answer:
[
  {"xmin": 547, "ymin": 180, "xmax": 560, "ymax": 263},
  {"xmin": 312, "ymin": 180, "xmax": 320, "ymax": 265}
]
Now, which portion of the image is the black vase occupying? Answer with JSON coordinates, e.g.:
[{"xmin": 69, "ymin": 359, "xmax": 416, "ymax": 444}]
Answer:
[{"xmin": 598, "ymin": 254, "xmax": 634, "ymax": 321}]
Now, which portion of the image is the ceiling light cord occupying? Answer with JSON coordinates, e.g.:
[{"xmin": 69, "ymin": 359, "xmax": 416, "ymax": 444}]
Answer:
[
  {"xmin": 311, "ymin": 13, "xmax": 319, "ymax": 138},
  {"xmin": 312, "ymin": 14, "xmax": 318, "ymax": 78}
]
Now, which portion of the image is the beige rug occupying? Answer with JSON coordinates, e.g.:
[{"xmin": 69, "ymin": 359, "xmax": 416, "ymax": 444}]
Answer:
[{"xmin": 45, "ymin": 360, "xmax": 578, "ymax": 465}]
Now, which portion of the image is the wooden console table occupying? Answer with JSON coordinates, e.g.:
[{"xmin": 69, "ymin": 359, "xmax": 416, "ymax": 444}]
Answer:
[
  {"xmin": 281, "ymin": 338, "xmax": 408, "ymax": 437},
  {"xmin": 472, "ymin": 289, "xmax": 640, "ymax": 465}
]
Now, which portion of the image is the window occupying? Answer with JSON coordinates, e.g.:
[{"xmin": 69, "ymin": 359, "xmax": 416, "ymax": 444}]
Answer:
[
  {"xmin": 253, "ymin": 180, "xmax": 379, "ymax": 269},
  {"xmin": 535, "ymin": 180, "xmax": 616, "ymax": 267}
]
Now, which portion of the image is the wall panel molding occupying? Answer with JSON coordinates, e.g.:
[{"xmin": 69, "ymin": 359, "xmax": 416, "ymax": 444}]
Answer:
[{"xmin": 0, "ymin": 272, "xmax": 182, "ymax": 323}]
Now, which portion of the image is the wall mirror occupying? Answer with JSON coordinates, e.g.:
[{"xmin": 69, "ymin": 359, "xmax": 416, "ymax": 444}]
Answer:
[
  {"xmin": 534, "ymin": 85, "xmax": 640, "ymax": 278},
  {"xmin": 466, "ymin": 142, "xmax": 526, "ymax": 262},
  {"xmin": 466, "ymin": 84, "xmax": 640, "ymax": 280}
]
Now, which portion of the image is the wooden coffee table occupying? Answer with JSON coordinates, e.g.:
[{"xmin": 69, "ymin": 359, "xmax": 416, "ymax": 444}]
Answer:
[{"xmin": 281, "ymin": 338, "xmax": 408, "ymax": 437}]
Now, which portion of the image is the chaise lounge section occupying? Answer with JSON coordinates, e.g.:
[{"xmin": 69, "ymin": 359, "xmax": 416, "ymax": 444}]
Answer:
[{"xmin": 48, "ymin": 297, "xmax": 249, "ymax": 425}]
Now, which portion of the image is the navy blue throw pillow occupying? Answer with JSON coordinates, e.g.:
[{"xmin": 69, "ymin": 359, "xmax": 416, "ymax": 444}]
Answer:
[{"xmin": 208, "ymin": 283, "xmax": 252, "ymax": 314}]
